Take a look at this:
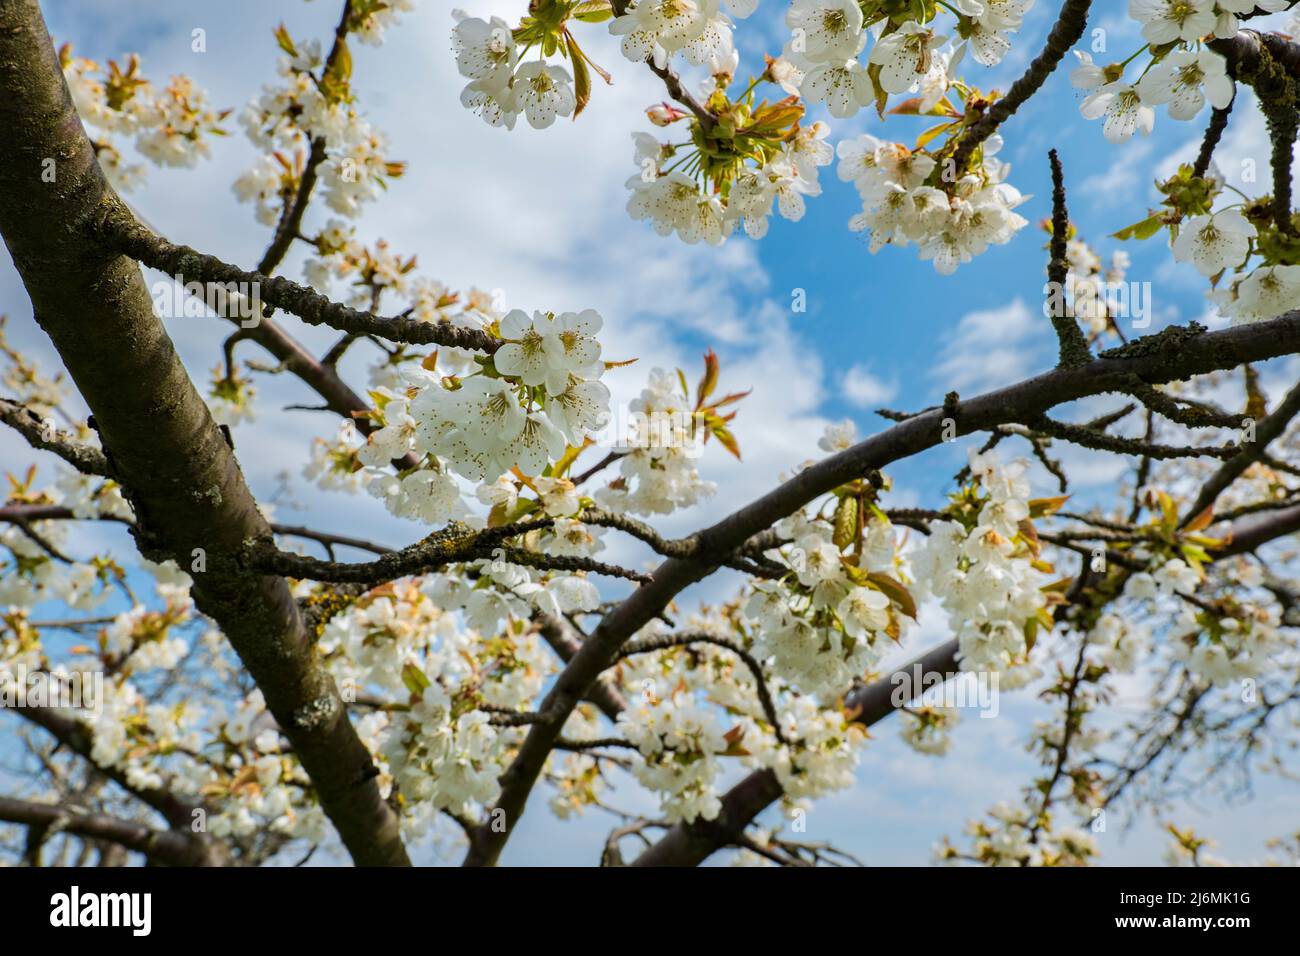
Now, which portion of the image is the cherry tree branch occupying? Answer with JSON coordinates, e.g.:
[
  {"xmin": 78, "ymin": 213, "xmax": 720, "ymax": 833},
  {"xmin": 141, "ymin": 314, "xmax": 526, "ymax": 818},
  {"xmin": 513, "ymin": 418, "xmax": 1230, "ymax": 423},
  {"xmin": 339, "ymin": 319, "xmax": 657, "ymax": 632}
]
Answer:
[
  {"xmin": 1211, "ymin": 31, "xmax": 1300, "ymax": 233},
  {"xmin": 608, "ymin": 0, "xmax": 716, "ymax": 131},
  {"xmin": 1181, "ymin": 377, "xmax": 1300, "ymax": 525},
  {"xmin": 952, "ymin": 0, "xmax": 1093, "ymax": 171},
  {"xmin": 462, "ymin": 310, "xmax": 1300, "ymax": 866},
  {"xmin": 256, "ymin": 0, "xmax": 354, "ymax": 275},
  {"xmin": 1046, "ymin": 150, "xmax": 1092, "ymax": 367},
  {"xmin": 15, "ymin": 707, "xmax": 205, "ymax": 833},
  {"xmin": 1192, "ymin": 101, "xmax": 1234, "ymax": 179},
  {"xmin": 103, "ymin": 216, "xmax": 500, "ymax": 353},
  {"xmin": 631, "ymin": 492, "xmax": 1300, "ymax": 866},
  {"xmin": 0, "ymin": 795, "xmax": 215, "ymax": 866},
  {"xmin": 0, "ymin": 0, "xmax": 408, "ymax": 866},
  {"xmin": 0, "ymin": 397, "xmax": 111, "ymax": 476}
]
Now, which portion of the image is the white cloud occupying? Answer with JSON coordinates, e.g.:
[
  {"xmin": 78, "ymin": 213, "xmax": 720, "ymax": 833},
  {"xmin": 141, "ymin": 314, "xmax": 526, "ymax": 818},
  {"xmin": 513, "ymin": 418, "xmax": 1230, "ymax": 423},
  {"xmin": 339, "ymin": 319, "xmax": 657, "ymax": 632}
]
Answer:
[
  {"xmin": 840, "ymin": 364, "xmax": 898, "ymax": 407},
  {"xmin": 1080, "ymin": 139, "xmax": 1155, "ymax": 205},
  {"xmin": 929, "ymin": 298, "xmax": 1046, "ymax": 394}
]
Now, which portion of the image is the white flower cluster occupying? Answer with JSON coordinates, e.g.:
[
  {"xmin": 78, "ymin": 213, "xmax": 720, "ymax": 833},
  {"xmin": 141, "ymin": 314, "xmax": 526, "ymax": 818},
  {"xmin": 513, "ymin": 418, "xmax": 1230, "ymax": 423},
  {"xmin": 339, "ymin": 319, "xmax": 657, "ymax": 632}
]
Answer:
[
  {"xmin": 40, "ymin": 575, "xmax": 336, "ymax": 842},
  {"xmin": 235, "ymin": 32, "xmax": 404, "ymax": 223},
  {"xmin": 900, "ymin": 705, "xmax": 960, "ymax": 755},
  {"xmin": 1085, "ymin": 611, "xmax": 1150, "ymax": 673},
  {"xmin": 62, "ymin": 52, "xmax": 227, "ymax": 191},
  {"xmin": 625, "ymin": 122, "xmax": 834, "ymax": 245},
  {"xmin": 946, "ymin": 800, "xmax": 1098, "ymax": 866},
  {"xmin": 453, "ymin": 13, "xmax": 578, "ymax": 130},
  {"xmin": 1126, "ymin": 556, "xmax": 1201, "ymax": 600},
  {"xmin": 1132, "ymin": 0, "xmax": 1289, "ymax": 47},
  {"xmin": 912, "ymin": 451, "xmax": 1049, "ymax": 682},
  {"xmin": 548, "ymin": 705, "xmax": 608, "ymax": 819},
  {"xmin": 744, "ymin": 509, "xmax": 903, "ymax": 700},
  {"xmin": 0, "ymin": 484, "xmax": 124, "ymax": 611},
  {"xmin": 384, "ymin": 698, "xmax": 508, "ymax": 819},
  {"xmin": 607, "ymin": 620, "xmax": 870, "ymax": 822},
  {"xmin": 760, "ymin": 695, "xmax": 865, "ymax": 798},
  {"xmin": 1071, "ymin": 28, "xmax": 1240, "ymax": 144},
  {"xmin": 1211, "ymin": 265, "xmax": 1300, "ymax": 324},
  {"xmin": 314, "ymin": 580, "xmax": 559, "ymax": 826},
  {"xmin": 90, "ymin": 685, "xmax": 207, "ymax": 795},
  {"xmin": 730, "ymin": 123, "xmax": 835, "ymax": 237},
  {"xmin": 610, "ymin": 0, "xmax": 755, "ymax": 73},
  {"xmin": 782, "ymin": 2, "xmax": 1031, "ymax": 120},
  {"xmin": 302, "ymin": 308, "xmax": 611, "ymax": 525},
  {"xmin": 0, "ymin": 330, "xmax": 67, "ymax": 417},
  {"xmin": 425, "ymin": 563, "xmax": 602, "ymax": 650},
  {"xmin": 353, "ymin": 0, "xmax": 415, "ymax": 46},
  {"xmin": 618, "ymin": 684, "xmax": 733, "ymax": 823},
  {"xmin": 304, "ymin": 421, "xmax": 368, "ymax": 494},
  {"xmin": 1127, "ymin": 559, "xmax": 1285, "ymax": 686},
  {"xmin": 596, "ymin": 369, "xmax": 716, "ymax": 515},
  {"xmin": 300, "ymin": 225, "xmax": 497, "ymax": 378},
  {"xmin": 836, "ymin": 132, "xmax": 1028, "ymax": 273}
]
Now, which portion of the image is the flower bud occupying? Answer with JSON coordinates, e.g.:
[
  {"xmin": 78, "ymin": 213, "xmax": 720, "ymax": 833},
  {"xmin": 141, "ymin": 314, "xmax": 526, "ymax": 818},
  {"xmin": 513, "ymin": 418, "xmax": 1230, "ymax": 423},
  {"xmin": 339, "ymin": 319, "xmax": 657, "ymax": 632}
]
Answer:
[{"xmin": 646, "ymin": 102, "xmax": 687, "ymax": 126}]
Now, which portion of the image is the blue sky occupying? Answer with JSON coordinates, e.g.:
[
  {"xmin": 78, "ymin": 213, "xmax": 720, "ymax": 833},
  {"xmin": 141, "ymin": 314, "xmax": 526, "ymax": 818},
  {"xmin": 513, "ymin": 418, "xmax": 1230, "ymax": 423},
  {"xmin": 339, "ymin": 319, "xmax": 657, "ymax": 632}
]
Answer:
[{"xmin": 2, "ymin": 0, "xmax": 1298, "ymax": 865}]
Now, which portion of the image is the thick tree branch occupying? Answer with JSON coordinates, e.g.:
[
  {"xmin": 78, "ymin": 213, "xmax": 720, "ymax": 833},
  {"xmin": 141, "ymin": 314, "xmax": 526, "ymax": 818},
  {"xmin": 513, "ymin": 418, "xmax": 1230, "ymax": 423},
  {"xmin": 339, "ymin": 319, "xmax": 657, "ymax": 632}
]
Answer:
[
  {"xmin": 0, "ymin": 795, "xmax": 213, "ymax": 866},
  {"xmin": 0, "ymin": 0, "xmax": 407, "ymax": 865},
  {"xmin": 535, "ymin": 613, "xmax": 628, "ymax": 721},
  {"xmin": 1211, "ymin": 30, "xmax": 1300, "ymax": 233}
]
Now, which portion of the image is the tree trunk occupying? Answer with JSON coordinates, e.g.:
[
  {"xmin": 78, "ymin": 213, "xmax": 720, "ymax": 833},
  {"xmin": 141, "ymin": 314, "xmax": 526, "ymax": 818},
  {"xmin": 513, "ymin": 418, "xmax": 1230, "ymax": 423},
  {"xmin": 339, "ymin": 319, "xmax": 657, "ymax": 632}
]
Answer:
[{"xmin": 0, "ymin": 0, "xmax": 409, "ymax": 866}]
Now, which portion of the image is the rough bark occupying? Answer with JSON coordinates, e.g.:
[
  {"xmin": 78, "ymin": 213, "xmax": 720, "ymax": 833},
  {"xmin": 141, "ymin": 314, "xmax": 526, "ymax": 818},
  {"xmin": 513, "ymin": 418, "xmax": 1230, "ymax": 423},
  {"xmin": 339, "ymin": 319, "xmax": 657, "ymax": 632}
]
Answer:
[
  {"xmin": 0, "ymin": 0, "xmax": 408, "ymax": 866},
  {"xmin": 0, "ymin": 796, "xmax": 213, "ymax": 866}
]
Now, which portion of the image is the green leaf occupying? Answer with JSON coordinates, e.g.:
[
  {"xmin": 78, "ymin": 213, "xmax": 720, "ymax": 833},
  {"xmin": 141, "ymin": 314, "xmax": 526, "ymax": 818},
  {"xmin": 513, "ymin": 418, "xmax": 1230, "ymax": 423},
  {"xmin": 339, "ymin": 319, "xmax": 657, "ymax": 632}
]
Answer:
[
  {"xmin": 915, "ymin": 121, "xmax": 954, "ymax": 151},
  {"xmin": 1112, "ymin": 212, "xmax": 1165, "ymax": 242},
  {"xmin": 832, "ymin": 495, "xmax": 859, "ymax": 550},
  {"xmin": 273, "ymin": 24, "xmax": 298, "ymax": 58},
  {"xmin": 865, "ymin": 571, "xmax": 917, "ymax": 620},
  {"xmin": 1024, "ymin": 617, "xmax": 1038, "ymax": 653},
  {"xmin": 572, "ymin": 0, "xmax": 614, "ymax": 22},
  {"xmin": 568, "ymin": 34, "xmax": 591, "ymax": 119},
  {"xmin": 401, "ymin": 662, "xmax": 431, "ymax": 696},
  {"xmin": 321, "ymin": 38, "xmax": 352, "ymax": 103}
]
